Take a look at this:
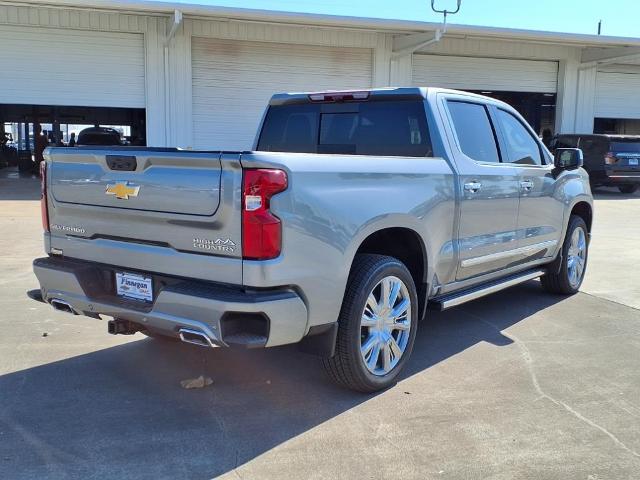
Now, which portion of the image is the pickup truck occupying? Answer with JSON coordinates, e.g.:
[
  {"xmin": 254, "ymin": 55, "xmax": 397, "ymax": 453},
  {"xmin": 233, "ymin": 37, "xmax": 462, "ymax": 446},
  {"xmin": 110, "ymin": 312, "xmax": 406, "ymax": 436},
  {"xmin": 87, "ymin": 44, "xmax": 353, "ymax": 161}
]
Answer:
[{"xmin": 31, "ymin": 88, "xmax": 593, "ymax": 392}]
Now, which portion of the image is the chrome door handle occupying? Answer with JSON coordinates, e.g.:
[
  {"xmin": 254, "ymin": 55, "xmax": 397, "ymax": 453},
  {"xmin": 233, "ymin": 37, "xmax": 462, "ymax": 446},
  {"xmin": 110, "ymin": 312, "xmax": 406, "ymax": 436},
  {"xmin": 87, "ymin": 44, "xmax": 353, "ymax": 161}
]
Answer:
[
  {"xmin": 520, "ymin": 180, "xmax": 534, "ymax": 191},
  {"xmin": 464, "ymin": 181, "xmax": 482, "ymax": 193}
]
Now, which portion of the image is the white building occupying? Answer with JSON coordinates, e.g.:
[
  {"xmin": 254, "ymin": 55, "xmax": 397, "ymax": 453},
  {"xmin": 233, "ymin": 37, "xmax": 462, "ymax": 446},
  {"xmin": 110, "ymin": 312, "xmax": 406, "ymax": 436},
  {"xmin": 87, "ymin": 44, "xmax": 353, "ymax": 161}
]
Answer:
[{"xmin": 1, "ymin": 0, "xmax": 639, "ymax": 149}]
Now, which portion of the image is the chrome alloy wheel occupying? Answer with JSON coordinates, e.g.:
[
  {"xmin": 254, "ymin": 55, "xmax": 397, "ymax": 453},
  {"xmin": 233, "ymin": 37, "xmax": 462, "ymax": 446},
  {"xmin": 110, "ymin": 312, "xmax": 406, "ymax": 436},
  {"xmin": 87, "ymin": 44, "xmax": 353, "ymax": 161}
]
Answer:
[
  {"xmin": 567, "ymin": 226, "xmax": 587, "ymax": 288},
  {"xmin": 360, "ymin": 276, "xmax": 412, "ymax": 376}
]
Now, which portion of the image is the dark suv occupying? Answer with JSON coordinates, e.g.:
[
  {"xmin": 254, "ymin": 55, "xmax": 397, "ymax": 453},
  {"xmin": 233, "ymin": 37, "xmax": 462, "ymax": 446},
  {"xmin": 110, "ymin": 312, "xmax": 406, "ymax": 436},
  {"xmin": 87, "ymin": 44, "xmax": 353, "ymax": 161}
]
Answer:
[{"xmin": 550, "ymin": 134, "xmax": 640, "ymax": 193}]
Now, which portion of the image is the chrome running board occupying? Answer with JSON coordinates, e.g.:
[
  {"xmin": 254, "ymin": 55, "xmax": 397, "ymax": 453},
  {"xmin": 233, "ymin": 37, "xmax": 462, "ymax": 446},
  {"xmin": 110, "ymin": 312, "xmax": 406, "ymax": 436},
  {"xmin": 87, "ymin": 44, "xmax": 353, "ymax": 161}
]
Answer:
[{"xmin": 430, "ymin": 269, "xmax": 546, "ymax": 311}]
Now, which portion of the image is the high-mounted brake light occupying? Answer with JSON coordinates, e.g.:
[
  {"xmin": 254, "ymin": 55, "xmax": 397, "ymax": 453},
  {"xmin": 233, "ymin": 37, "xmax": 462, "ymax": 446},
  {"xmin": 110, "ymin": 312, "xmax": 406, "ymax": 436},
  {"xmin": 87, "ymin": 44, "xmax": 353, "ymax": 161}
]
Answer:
[
  {"xmin": 40, "ymin": 161, "xmax": 50, "ymax": 232},
  {"xmin": 308, "ymin": 91, "xmax": 370, "ymax": 103},
  {"xmin": 242, "ymin": 169, "xmax": 288, "ymax": 260}
]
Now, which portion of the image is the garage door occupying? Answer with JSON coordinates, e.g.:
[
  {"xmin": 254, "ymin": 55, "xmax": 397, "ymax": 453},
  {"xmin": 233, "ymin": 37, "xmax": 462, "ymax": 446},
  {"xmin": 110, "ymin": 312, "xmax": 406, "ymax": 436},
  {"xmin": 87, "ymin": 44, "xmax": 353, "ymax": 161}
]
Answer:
[
  {"xmin": 192, "ymin": 38, "xmax": 373, "ymax": 150},
  {"xmin": 412, "ymin": 55, "xmax": 558, "ymax": 93},
  {"xmin": 0, "ymin": 25, "xmax": 145, "ymax": 108},
  {"xmin": 595, "ymin": 67, "xmax": 640, "ymax": 119}
]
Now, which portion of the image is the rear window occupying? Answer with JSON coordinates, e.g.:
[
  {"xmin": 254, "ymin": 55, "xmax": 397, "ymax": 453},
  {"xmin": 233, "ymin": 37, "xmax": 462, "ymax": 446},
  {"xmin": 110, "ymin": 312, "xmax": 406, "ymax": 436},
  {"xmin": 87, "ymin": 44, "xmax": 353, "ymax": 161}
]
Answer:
[
  {"xmin": 611, "ymin": 141, "xmax": 640, "ymax": 153},
  {"xmin": 77, "ymin": 130, "xmax": 122, "ymax": 146},
  {"xmin": 551, "ymin": 136, "xmax": 579, "ymax": 149},
  {"xmin": 257, "ymin": 100, "xmax": 432, "ymax": 157}
]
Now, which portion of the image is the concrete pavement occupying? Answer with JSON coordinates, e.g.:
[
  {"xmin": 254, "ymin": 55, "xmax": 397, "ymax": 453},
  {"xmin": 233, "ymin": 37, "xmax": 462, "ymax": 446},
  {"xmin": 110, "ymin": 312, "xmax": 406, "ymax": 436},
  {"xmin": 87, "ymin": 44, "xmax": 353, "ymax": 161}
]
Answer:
[{"xmin": 1, "ymin": 169, "xmax": 639, "ymax": 479}]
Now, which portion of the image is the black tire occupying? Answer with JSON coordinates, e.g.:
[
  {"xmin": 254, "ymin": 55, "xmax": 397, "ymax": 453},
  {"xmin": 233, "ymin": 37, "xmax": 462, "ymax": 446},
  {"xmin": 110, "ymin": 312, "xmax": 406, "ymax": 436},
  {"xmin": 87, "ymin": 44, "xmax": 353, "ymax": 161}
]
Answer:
[
  {"xmin": 541, "ymin": 215, "xmax": 589, "ymax": 295},
  {"xmin": 323, "ymin": 254, "xmax": 418, "ymax": 393},
  {"xmin": 618, "ymin": 185, "xmax": 639, "ymax": 194}
]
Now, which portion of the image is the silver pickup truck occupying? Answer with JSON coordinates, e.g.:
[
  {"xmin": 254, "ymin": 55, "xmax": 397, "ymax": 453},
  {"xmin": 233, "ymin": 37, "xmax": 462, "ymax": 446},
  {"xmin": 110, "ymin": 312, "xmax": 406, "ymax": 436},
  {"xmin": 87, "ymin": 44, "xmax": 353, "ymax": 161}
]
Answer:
[{"xmin": 31, "ymin": 88, "xmax": 592, "ymax": 392}]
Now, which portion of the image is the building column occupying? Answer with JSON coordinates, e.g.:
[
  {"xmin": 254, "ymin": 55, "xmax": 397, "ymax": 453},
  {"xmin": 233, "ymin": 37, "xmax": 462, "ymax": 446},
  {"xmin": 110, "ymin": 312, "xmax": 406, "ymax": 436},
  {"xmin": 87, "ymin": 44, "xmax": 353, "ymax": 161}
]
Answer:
[
  {"xmin": 555, "ymin": 53, "xmax": 580, "ymax": 133},
  {"xmin": 574, "ymin": 65, "xmax": 597, "ymax": 134},
  {"xmin": 165, "ymin": 19, "xmax": 193, "ymax": 149},
  {"xmin": 390, "ymin": 53, "xmax": 413, "ymax": 87},
  {"xmin": 144, "ymin": 16, "xmax": 168, "ymax": 147},
  {"xmin": 373, "ymin": 34, "xmax": 392, "ymax": 87}
]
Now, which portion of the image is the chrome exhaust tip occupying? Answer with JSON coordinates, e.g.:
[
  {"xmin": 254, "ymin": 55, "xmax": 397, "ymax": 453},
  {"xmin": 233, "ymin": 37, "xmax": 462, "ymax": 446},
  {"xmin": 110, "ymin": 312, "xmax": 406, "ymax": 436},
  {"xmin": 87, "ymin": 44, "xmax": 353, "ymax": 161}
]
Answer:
[
  {"xmin": 179, "ymin": 328, "xmax": 217, "ymax": 348},
  {"xmin": 50, "ymin": 298, "xmax": 78, "ymax": 315}
]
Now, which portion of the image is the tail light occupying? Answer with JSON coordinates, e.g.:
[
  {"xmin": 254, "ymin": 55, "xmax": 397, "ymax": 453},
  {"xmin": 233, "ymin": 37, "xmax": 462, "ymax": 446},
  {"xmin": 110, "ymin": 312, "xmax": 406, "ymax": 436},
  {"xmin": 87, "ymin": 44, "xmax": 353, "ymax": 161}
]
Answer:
[
  {"xmin": 40, "ymin": 161, "xmax": 50, "ymax": 232},
  {"xmin": 604, "ymin": 152, "xmax": 618, "ymax": 165},
  {"xmin": 242, "ymin": 169, "xmax": 287, "ymax": 260}
]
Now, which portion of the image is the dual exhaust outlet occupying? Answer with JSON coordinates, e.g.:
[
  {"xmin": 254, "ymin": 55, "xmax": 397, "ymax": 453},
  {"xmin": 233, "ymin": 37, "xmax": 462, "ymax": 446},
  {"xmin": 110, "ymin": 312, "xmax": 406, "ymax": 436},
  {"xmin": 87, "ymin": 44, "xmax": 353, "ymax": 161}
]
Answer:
[
  {"xmin": 178, "ymin": 328, "xmax": 218, "ymax": 348},
  {"xmin": 107, "ymin": 319, "xmax": 217, "ymax": 348},
  {"xmin": 48, "ymin": 297, "xmax": 217, "ymax": 348},
  {"xmin": 50, "ymin": 298, "xmax": 78, "ymax": 315}
]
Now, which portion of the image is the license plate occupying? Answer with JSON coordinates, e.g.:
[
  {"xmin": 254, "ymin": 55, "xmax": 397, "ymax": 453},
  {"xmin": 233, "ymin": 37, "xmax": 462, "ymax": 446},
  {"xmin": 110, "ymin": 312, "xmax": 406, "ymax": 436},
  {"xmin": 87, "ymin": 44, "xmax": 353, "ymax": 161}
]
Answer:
[
  {"xmin": 629, "ymin": 158, "xmax": 638, "ymax": 166},
  {"xmin": 116, "ymin": 272, "xmax": 153, "ymax": 302}
]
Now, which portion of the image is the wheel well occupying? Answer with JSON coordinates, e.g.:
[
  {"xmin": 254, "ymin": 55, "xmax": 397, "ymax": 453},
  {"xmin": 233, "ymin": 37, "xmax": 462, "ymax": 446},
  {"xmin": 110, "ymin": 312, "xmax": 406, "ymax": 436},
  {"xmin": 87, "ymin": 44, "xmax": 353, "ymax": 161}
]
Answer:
[
  {"xmin": 571, "ymin": 202, "xmax": 593, "ymax": 232},
  {"xmin": 355, "ymin": 227, "xmax": 427, "ymax": 293}
]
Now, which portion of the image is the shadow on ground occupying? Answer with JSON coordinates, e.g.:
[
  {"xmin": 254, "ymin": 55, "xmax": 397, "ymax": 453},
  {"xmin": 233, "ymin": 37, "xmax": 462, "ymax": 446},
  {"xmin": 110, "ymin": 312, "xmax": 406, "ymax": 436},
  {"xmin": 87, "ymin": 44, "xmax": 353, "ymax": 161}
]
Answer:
[
  {"xmin": 592, "ymin": 186, "xmax": 639, "ymax": 201},
  {"xmin": 0, "ymin": 167, "xmax": 41, "ymax": 201},
  {"xmin": 0, "ymin": 281, "xmax": 566, "ymax": 479}
]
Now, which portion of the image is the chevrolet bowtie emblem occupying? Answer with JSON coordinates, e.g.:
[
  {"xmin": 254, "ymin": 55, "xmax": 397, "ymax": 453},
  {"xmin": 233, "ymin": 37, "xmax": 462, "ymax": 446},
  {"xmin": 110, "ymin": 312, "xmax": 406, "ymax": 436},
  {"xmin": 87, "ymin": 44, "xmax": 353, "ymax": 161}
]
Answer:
[{"xmin": 105, "ymin": 182, "xmax": 140, "ymax": 200}]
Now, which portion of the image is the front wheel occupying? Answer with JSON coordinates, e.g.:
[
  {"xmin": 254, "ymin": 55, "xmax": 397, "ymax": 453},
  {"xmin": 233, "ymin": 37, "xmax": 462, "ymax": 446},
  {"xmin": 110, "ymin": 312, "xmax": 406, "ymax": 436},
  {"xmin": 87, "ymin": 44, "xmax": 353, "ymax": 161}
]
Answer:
[
  {"xmin": 618, "ymin": 185, "xmax": 639, "ymax": 194},
  {"xmin": 541, "ymin": 215, "xmax": 588, "ymax": 295},
  {"xmin": 323, "ymin": 254, "xmax": 418, "ymax": 393}
]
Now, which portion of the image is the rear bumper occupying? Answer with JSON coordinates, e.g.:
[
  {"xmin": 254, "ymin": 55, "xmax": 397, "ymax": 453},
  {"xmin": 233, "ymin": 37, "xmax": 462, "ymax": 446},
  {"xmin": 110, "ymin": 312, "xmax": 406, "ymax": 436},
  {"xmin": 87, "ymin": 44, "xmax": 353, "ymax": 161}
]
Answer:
[
  {"xmin": 591, "ymin": 169, "xmax": 640, "ymax": 185},
  {"xmin": 603, "ymin": 175, "xmax": 640, "ymax": 185},
  {"xmin": 33, "ymin": 256, "xmax": 308, "ymax": 348}
]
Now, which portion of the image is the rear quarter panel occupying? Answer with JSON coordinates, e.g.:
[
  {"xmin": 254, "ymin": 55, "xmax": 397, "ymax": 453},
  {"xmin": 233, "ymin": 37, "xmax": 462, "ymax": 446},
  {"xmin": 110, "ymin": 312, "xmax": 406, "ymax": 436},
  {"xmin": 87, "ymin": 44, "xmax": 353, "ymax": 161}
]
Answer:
[{"xmin": 240, "ymin": 151, "xmax": 456, "ymax": 331}]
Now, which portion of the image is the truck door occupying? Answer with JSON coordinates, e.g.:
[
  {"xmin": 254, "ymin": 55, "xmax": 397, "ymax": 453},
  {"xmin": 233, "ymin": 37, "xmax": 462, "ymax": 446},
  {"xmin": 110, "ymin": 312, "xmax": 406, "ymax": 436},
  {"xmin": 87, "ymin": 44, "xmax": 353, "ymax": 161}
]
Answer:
[
  {"xmin": 492, "ymin": 107, "xmax": 564, "ymax": 262},
  {"xmin": 440, "ymin": 96, "xmax": 521, "ymax": 281}
]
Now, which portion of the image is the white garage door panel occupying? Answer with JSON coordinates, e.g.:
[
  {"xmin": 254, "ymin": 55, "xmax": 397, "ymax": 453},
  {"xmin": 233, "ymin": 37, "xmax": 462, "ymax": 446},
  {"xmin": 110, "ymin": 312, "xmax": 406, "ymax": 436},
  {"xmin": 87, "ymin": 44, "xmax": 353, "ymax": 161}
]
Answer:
[
  {"xmin": 0, "ymin": 25, "xmax": 145, "ymax": 108},
  {"xmin": 595, "ymin": 71, "xmax": 640, "ymax": 119},
  {"xmin": 193, "ymin": 38, "xmax": 373, "ymax": 150},
  {"xmin": 412, "ymin": 55, "xmax": 558, "ymax": 93}
]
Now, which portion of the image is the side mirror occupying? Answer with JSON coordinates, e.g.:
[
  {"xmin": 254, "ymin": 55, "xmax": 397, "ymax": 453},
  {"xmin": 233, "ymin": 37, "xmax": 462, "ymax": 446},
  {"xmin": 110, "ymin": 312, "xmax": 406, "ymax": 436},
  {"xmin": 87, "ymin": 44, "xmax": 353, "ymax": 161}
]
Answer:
[{"xmin": 554, "ymin": 148, "xmax": 583, "ymax": 170}]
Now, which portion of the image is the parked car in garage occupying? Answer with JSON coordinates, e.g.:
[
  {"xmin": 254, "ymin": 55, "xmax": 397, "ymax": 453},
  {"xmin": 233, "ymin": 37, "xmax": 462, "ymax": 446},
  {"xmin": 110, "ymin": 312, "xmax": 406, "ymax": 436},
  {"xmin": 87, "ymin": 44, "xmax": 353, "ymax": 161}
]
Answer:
[
  {"xmin": 31, "ymin": 88, "xmax": 592, "ymax": 392},
  {"xmin": 550, "ymin": 134, "xmax": 640, "ymax": 193}
]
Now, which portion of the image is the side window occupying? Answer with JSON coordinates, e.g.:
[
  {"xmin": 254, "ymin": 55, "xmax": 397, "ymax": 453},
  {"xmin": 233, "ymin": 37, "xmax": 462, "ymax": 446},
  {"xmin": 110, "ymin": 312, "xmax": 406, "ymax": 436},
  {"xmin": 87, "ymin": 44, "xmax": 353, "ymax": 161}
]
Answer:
[
  {"xmin": 496, "ymin": 109, "xmax": 543, "ymax": 166},
  {"xmin": 552, "ymin": 136, "xmax": 578, "ymax": 149},
  {"xmin": 447, "ymin": 101, "xmax": 500, "ymax": 163}
]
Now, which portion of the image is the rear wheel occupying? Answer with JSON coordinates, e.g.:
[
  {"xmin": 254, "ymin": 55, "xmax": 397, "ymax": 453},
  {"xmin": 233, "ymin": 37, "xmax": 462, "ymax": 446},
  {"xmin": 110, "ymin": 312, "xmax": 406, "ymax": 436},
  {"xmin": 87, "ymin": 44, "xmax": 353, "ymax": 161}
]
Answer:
[
  {"xmin": 541, "ymin": 215, "xmax": 588, "ymax": 295},
  {"xmin": 618, "ymin": 185, "xmax": 639, "ymax": 194},
  {"xmin": 323, "ymin": 254, "xmax": 418, "ymax": 393}
]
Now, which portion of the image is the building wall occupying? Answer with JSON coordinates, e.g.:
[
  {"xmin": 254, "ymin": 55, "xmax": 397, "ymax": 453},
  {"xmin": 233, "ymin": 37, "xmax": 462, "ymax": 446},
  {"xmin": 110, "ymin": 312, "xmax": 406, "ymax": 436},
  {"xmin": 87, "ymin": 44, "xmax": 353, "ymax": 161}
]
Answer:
[
  {"xmin": 0, "ymin": 3, "xmax": 638, "ymax": 147},
  {"xmin": 0, "ymin": 3, "xmax": 169, "ymax": 146}
]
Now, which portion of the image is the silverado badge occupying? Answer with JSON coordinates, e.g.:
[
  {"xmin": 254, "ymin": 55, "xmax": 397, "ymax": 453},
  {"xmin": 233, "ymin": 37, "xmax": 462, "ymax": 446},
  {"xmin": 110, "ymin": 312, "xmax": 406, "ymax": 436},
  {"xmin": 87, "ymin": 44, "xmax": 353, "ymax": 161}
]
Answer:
[{"xmin": 105, "ymin": 182, "xmax": 140, "ymax": 200}]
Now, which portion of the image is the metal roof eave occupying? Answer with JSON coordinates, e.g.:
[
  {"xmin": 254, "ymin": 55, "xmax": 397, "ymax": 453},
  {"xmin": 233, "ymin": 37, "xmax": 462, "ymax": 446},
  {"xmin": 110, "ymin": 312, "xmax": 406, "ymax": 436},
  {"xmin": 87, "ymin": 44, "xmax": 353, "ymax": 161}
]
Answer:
[{"xmin": 7, "ymin": 0, "xmax": 640, "ymax": 48}]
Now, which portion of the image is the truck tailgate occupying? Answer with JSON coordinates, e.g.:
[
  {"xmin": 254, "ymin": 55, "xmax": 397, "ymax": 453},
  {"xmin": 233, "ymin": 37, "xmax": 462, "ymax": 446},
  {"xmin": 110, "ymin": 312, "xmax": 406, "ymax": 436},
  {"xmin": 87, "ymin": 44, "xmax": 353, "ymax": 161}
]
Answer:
[{"xmin": 45, "ymin": 148, "xmax": 244, "ymax": 283}]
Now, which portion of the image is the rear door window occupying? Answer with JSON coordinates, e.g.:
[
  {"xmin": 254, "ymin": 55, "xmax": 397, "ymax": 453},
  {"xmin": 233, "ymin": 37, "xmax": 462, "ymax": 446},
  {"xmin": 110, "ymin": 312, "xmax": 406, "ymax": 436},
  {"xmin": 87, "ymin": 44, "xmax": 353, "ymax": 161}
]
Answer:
[
  {"xmin": 257, "ymin": 100, "xmax": 432, "ymax": 157},
  {"xmin": 447, "ymin": 101, "xmax": 500, "ymax": 163},
  {"xmin": 496, "ymin": 109, "xmax": 543, "ymax": 165}
]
